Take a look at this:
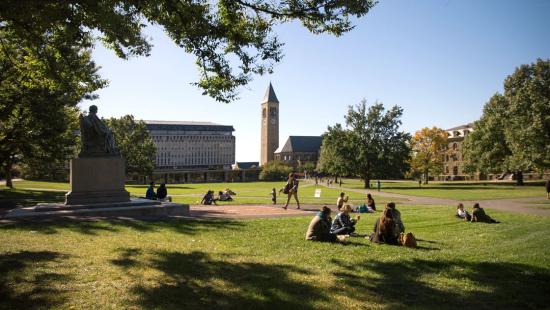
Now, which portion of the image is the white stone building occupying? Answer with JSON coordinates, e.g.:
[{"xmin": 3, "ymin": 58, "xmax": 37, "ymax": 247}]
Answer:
[{"xmin": 142, "ymin": 120, "xmax": 238, "ymax": 183}]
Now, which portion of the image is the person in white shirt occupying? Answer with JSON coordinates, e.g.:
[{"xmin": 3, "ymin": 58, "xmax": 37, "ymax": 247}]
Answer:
[{"xmin": 456, "ymin": 203, "xmax": 471, "ymax": 221}]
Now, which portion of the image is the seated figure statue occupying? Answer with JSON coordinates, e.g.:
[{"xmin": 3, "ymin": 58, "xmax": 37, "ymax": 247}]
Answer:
[{"xmin": 79, "ymin": 105, "xmax": 119, "ymax": 157}]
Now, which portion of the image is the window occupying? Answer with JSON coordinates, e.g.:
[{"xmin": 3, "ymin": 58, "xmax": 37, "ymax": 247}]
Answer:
[
  {"xmin": 262, "ymin": 108, "xmax": 267, "ymax": 118},
  {"xmin": 269, "ymin": 107, "xmax": 277, "ymax": 117}
]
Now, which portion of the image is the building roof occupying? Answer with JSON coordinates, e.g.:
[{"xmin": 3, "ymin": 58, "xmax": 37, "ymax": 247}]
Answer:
[
  {"xmin": 446, "ymin": 123, "xmax": 474, "ymax": 131},
  {"xmin": 144, "ymin": 120, "xmax": 234, "ymax": 132},
  {"xmin": 262, "ymin": 82, "xmax": 279, "ymax": 104},
  {"xmin": 235, "ymin": 162, "xmax": 259, "ymax": 169},
  {"xmin": 275, "ymin": 136, "xmax": 323, "ymax": 154}
]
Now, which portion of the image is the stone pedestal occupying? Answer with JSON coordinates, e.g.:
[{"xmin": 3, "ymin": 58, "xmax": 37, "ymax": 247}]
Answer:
[{"xmin": 65, "ymin": 157, "xmax": 130, "ymax": 205}]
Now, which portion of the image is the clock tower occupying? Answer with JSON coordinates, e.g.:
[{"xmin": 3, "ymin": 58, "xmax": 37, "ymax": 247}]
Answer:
[{"xmin": 260, "ymin": 82, "xmax": 279, "ymax": 165}]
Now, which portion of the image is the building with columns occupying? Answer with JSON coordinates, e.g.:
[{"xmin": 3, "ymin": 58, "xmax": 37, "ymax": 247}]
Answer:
[
  {"xmin": 260, "ymin": 82, "xmax": 279, "ymax": 165},
  {"xmin": 138, "ymin": 120, "xmax": 253, "ymax": 183}
]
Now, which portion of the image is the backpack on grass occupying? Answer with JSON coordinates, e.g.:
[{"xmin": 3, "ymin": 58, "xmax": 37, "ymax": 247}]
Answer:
[{"xmin": 399, "ymin": 232, "xmax": 417, "ymax": 248}]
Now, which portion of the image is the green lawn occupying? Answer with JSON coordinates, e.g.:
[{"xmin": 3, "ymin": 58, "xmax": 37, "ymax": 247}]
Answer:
[
  {"xmin": 1, "ymin": 205, "xmax": 549, "ymax": 309},
  {"xmin": 1, "ymin": 180, "xmax": 403, "ymax": 207},
  {"xmin": 342, "ymin": 179, "xmax": 546, "ymax": 200}
]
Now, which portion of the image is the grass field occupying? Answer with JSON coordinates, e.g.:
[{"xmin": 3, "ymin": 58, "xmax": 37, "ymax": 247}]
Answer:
[
  {"xmin": 0, "ymin": 180, "xmax": 403, "ymax": 209},
  {"xmin": 1, "ymin": 205, "xmax": 549, "ymax": 309},
  {"xmin": 342, "ymin": 179, "xmax": 546, "ymax": 200}
]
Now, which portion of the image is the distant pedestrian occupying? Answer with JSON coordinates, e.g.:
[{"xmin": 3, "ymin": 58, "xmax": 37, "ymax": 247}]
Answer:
[
  {"xmin": 145, "ymin": 181, "xmax": 157, "ymax": 200},
  {"xmin": 315, "ymin": 176, "xmax": 318, "ymax": 186},
  {"xmin": 271, "ymin": 188, "xmax": 277, "ymax": 205},
  {"xmin": 377, "ymin": 180, "xmax": 381, "ymax": 192},
  {"xmin": 418, "ymin": 179, "xmax": 422, "ymax": 188},
  {"xmin": 283, "ymin": 173, "xmax": 300, "ymax": 210},
  {"xmin": 339, "ymin": 178, "xmax": 342, "ymax": 187},
  {"xmin": 546, "ymin": 179, "xmax": 550, "ymax": 199}
]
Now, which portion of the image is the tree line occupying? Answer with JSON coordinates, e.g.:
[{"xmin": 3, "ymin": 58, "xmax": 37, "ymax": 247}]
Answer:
[{"xmin": 315, "ymin": 59, "xmax": 549, "ymax": 187}]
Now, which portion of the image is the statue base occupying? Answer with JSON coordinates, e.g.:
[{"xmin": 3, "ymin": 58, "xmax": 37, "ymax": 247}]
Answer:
[{"xmin": 65, "ymin": 157, "xmax": 130, "ymax": 205}]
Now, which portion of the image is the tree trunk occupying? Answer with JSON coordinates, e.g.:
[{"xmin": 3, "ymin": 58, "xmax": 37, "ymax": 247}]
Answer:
[
  {"xmin": 516, "ymin": 171, "xmax": 524, "ymax": 186},
  {"xmin": 424, "ymin": 171, "xmax": 429, "ymax": 184},
  {"xmin": 364, "ymin": 176, "xmax": 371, "ymax": 189},
  {"xmin": 4, "ymin": 160, "xmax": 13, "ymax": 188}
]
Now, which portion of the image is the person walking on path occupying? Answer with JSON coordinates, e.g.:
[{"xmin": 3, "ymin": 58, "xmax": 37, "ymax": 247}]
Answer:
[
  {"xmin": 546, "ymin": 179, "xmax": 550, "ymax": 199},
  {"xmin": 377, "ymin": 180, "xmax": 381, "ymax": 192},
  {"xmin": 283, "ymin": 173, "xmax": 300, "ymax": 210}
]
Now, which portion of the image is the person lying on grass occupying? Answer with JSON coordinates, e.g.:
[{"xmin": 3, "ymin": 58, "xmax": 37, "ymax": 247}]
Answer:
[
  {"xmin": 456, "ymin": 203, "xmax": 471, "ymax": 221},
  {"xmin": 331, "ymin": 204, "xmax": 360, "ymax": 236},
  {"xmin": 471, "ymin": 203, "xmax": 499, "ymax": 223},
  {"xmin": 369, "ymin": 208, "xmax": 400, "ymax": 245},
  {"xmin": 306, "ymin": 206, "xmax": 348, "ymax": 242}
]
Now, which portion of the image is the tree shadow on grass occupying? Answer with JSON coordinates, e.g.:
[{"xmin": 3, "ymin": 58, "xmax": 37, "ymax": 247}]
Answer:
[
  {"xmin": 0, "ymin": 217, "xmax": 244, "ymax": 237},
  {"xmin": 125, "ymin": 250, "xmax": 327, "ymax": 309},
  {"xmin": 0, "ymin": 251, "xmax": 72, "ymax": 310},
  {"xmin": 330, "ymin": 258, "xmax": 550, "ymax": 309}
]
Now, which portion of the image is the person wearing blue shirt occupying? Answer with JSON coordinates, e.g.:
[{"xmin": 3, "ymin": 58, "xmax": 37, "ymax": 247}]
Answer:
[{"xmin": 145, "ymin": 181, "xmax": 157, "ymax": 200}]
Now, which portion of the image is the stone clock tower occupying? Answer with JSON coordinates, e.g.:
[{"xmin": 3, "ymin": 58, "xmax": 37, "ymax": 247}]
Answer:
[{"xmin": 260, "ymin": 82, "xmax": 279, "ymax": 165}]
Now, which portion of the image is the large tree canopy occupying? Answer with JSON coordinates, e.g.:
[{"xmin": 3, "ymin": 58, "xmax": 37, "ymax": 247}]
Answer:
[
  {"xmin": 409, "ymin": 127, "xmax": 447, "ymax": 184},
  {"xmin": 104, "ymin": 115, "xmax": 157, "ymax": 177},
  {"xmin": 0, "ymin": 28, "xmax": 106, "ymax": 187},
  {"xmin": 318, "ymin": 100, "xmax": 410, "ymax": 188},
  {"xmin": 463, "ymin": 59, "xmax": 550, "ymax": 184},
  {"xmin": 0, "ymin": 0, "xmax": 376, "ymax": 102}
]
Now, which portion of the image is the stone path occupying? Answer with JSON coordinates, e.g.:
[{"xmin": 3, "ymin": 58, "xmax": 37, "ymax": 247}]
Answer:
[
  {"xmin": 330, "ymin": 184, "xmax": 550, "ymax": 216},
  {"xmin": 190, "ymin": 204, "xmax": 315, "ymax": 219}
]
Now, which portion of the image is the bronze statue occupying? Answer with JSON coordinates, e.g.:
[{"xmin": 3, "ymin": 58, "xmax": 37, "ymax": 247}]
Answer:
[{"xmin": 79, "ymin": 105, "xmax": 119, "ymax": 157}]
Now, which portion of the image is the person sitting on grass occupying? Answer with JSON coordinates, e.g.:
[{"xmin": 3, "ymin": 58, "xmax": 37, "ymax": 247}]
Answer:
[
  {"xmin": 201, "ymin": 190, "xmax": 218, "ymax": 205},
  {"xmin": 367, "ymin": 193, "xmax": 376, "ymax": 211},
  {"xmin": 471, "ymin": 203, "xmax": 499, "ymax": 223},
  {"xmin": 336, "ymin": 192, "xmax": 349, "ymax": 210},
  {"xmin": 145, "ymin": 181, "xmax": 157, "ymax": 200},
  {"xmin": 156, "ymin": 183, "xmax": 172, "ymax": 202},
  {"xmin": 306, "ymin": 206, "xmax": 347, "ymax": 242},
  {"xmin": 386, "ymin": 202, "xmax": 404, "ymax": 234},
  {"xmin": 331, "ymin": 204, "xmax": 360, "ymax": 236},
  {"xmin": 369, "ymin": 208, "xmax": 399, "ymax": 245},
  {"xmin": 455, "ymin": 203, "xmax": 471, "ymax": 221}
]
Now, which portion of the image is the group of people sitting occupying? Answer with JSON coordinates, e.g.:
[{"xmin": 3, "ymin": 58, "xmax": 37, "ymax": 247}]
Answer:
[
  {"xmin": 145, "ymin": 181, "xmax": 172, "ymax": 202},
  {"xmin": 456, "ymin": 203, "xmax": 499, "ymax": 223},
  {"xmin": 306, "ymin": 202, "xmax": 406, "ymax": 244},
  {"xmin": 200, "ymin": 188, "xmax": 236, "ymax": 205},
  {"xmin": 337, "ymin": 192, "xmax": 377, "ymax": 213}
]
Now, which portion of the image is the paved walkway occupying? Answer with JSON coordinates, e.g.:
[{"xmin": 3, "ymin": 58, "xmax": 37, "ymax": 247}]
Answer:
[
  {"xmin": 331, "ymin": 184, "xmax": 550, "ymax": 216},
  {"xmin": 190, "ymin": 204, "xmax": 315, "ymax": 219}
]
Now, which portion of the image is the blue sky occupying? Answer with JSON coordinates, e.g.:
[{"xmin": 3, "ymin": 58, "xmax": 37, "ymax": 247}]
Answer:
[{"xmin": 84, "ymin": 0, "xmax": 550, "ymax": 162}]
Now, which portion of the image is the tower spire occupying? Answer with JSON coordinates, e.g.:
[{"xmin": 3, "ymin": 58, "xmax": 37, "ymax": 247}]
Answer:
[{"xmin": 262, "ymin": 82, "xmax": 279, "ymax": 103}]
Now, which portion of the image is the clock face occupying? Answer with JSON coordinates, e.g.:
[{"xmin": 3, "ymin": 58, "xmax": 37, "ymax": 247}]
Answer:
[{"xmin": 270, "ymin": 119, "xmax": 276, "ymax": 124}]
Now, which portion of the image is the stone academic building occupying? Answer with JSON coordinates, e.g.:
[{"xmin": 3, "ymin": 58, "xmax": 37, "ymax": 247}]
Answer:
[{"xmin": 133, "ymin": 121, "xmax": 256, "ymax": 183}]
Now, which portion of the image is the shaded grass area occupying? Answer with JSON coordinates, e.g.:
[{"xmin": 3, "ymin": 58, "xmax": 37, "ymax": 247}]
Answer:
[
  {"xmin": 1, "ymin": 205, "xmax": 549, "ymax": 309},
  {"xmin": 1, "ymin": 180, "xmax": 403, "ymax": 208},
  {"xmin": 343, "ymin": 179, "xmax": 546, "ymax": 200}
]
